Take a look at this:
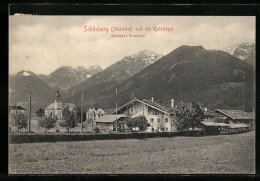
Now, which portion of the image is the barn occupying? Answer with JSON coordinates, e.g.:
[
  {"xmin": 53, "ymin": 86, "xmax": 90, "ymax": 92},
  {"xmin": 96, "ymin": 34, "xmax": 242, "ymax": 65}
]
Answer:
[{"xmin": 201, "ymin": 109, "xmax": 255, "ymax": 134}]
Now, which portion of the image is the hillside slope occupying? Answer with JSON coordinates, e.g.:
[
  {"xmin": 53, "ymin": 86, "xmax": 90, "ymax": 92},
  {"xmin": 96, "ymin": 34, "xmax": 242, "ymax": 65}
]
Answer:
[{"xmin": 67, "ymin": 45, "xmax": 254, "ymax": 112}]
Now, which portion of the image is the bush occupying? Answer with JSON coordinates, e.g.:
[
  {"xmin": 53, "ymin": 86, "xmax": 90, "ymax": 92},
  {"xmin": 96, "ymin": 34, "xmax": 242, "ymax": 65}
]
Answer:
[
  {"xmin": 94, "ymin": 127, "xmax": 100, "ymax": 133},
  {"xmin": 10, "ymin": 130, "xmax": 203, "ymax": 144}
]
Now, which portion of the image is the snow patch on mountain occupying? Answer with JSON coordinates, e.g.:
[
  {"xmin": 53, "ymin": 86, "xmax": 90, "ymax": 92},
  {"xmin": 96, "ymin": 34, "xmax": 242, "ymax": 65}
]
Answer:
[
  {"xmin": 20, "ymin": 71, "xmax": 31, "ymax": 76},
  {"xmin": 123, "ymin": 50, "xmax": 163, "ymax": 64},
  {"xmin": 224, "ymin": 43, "xmax": 255, "ymax": 60}
]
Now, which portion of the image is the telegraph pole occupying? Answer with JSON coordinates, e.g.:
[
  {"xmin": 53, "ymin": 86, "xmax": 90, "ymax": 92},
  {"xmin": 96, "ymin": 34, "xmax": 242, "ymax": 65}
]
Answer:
[
  {"xmin": 81, "ymin": 93, "xmax": 84, "ymax": 133},
  {"xmin": 242, "ymin": 72, "xmax": 245, "ymax": 111},
  {"xmin": 115, "ymin": 88, "xmax": 118, "ymax": 132},
  {"xmin": 28, "ymin": 92, "xmax": 31, "ymax": 133},
  {"xmin": 15, "ymin": 104, "xmax": 17, "ymax": 116},
  {"xmin": 143, "ymin": 102, "xmax": 145, "ymax": 122}
]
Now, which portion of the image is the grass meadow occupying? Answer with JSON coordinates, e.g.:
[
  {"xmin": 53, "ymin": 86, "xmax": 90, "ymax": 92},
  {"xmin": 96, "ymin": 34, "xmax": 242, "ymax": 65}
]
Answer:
[{"xmin": 9, "ymin": 131, "xmax": 255, "ymax": 174}]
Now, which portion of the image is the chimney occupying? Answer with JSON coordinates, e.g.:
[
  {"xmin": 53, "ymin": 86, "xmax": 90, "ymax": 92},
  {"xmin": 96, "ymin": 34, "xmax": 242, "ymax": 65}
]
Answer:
[
  {"xmin": 171, "ymin": 98, "xmax": 174, "ymax": 108},
  {"xmin": 151, "ymin": 97, "xmax": 154, "ymax": 102},
  {"xmin": 204, "ymin": 107, "xmax": 208, "ymax": 112}
]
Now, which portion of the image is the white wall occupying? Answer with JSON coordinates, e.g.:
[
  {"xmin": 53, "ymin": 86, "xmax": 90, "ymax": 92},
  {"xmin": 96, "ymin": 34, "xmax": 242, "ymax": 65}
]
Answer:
[{"xmin": 120, "ymin": 101, "xmax": 175, "ymax": 132}]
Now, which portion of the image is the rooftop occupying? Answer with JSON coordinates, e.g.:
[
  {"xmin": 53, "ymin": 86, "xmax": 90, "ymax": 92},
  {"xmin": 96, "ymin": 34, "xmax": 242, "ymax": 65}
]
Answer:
[
  {"xmin": 216, "ymin": 109, "xmax": 255, "ymax": 120},
  {"xmin": 111, "ymin": 97, "xmax": 214, "ymax": 116},
  {"xmin": 9, "ymin": 105, "xmax": 26, "ymax": 110},
  {"xmin": 94, "ymin": 114, "xmax": 127, "ymax": 123}
]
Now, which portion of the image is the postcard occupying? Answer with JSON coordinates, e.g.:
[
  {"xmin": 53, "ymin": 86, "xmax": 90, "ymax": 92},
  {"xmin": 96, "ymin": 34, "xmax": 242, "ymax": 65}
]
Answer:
[{"xmin": 9, "ymin": 14, "xmax": 255, "ymax": 174}]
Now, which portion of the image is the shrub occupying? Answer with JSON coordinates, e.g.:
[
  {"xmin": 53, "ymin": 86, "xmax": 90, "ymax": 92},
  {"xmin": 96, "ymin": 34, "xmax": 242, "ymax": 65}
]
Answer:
[
  {"xmin": 94, "ymin": 127, "xmax": 100, "ymax": 133},
  {"xmin": 60, "ymin": 106, "xmax": 77, "ymax": 133},
  {"xmin": 11, "ymin": 113, "xmax": 28, "ymax": 133},
  {"xmin": 38, "ymin": 116, "xmax": 57, "ymax": 132}
]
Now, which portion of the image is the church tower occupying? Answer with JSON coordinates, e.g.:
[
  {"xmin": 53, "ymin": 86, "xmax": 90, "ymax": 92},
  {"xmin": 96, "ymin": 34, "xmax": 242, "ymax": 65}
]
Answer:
[{"xmin": 54, "ymin": 90, "xmax": 63, "ymax": 119}]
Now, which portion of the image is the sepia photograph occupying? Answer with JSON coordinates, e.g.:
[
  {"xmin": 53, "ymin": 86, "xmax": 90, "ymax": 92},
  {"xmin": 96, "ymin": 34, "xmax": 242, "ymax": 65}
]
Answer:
[{"xmin": 9, "ymin": 15, "xmax": 255, "ymax": 174}]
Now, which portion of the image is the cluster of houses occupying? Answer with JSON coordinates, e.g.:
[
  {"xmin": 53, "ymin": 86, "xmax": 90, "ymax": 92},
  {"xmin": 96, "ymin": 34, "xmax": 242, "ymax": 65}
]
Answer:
[{"xmin": 9, "ymin": 91, "xmax": 255, "ymax": 135}]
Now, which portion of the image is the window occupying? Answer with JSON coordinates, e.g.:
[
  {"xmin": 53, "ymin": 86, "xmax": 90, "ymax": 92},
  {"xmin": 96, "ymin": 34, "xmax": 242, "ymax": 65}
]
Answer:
[
  {"xmin": 150, "ymin": 118, "xmax": 154, "ymax": 123},
  {"xmin": 157, "ymin": 118, "xmax": 160, "ymax": 123},
  {"xmin": 153, "ymin": 110, "xmax": 159, "ymax": 115},
  {"xmin": 165, "ymin": 127, "xmax": 168, "ymax": 131},
  {"xmin": 165, "ymin": 118, "xmax": 168, "ymax": 123}
]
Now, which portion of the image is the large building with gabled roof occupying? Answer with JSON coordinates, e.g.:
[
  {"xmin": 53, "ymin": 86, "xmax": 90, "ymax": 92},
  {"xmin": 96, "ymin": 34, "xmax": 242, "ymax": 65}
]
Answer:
[
  {"xmin": 45, "ymin": 91, "xmax": 76, "ymax": 119},
  {"xmin": 111, "ymin": 97, "xmax": 177, "ymax": 132}
]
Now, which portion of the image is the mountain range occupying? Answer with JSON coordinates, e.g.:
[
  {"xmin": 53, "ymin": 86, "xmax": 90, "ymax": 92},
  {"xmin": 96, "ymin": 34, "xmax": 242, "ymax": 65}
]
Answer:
[
  {"xmin": 9, "ymin": 50, "xmax": 163, "ymax": 113},
  {"xmin": 9, "ymin": 44, "xmax": 255, "ymax": 114},
  {"xmin": 223, "ymin": 43, "xmax": 255, "ymax": 66},
  {"xmin": 67, "ymin": 50, "xmax": 163, "ymax": 96},
  {"xmin": 66, "ymin": 45, "xmax": 254, "ymax": 112},
  {"xmin": 9, "ymin": 70, "xmax": 56, "ymax": 113},
  {"xmin": 38, "ymin": 65, "xmax": 103, "ymax": 90}
]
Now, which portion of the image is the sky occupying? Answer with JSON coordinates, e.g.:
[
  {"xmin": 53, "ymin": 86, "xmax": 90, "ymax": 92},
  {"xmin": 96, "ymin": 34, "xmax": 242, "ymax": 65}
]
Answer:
[{"xmin": 9, "ymin": 16, "xmax": 255, "ymax": 75}]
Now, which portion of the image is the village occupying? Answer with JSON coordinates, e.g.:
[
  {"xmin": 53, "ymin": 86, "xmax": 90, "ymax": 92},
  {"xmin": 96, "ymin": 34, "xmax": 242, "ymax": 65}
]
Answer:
[
  {"xmin": 8, "ymin": 15, "xmax": 256, "ymax": 175},
  {"xmin": 9, "ymin": 90, "xmax": 255, "ymax": 135}
]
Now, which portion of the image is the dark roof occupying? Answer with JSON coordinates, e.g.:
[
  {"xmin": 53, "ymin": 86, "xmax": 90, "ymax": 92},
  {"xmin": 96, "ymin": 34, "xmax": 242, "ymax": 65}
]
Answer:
[
  {"xmin": 9, "ymin": 106, "xmax": 26, "ymax": 110},
  {"xmin": 111, "ymin": 98, "xmax": 178, "ymax": 115},
  {"xmin": 111, "ymin": 98, "xmax": 215, "ymax": 116},
  {"xmin": 216, "ymin": 109, "xmax": 255, "ymax": 120},
  {"xmin": 94, "ymin": 114, "xmax": 127, "ymax": 123},
  {"xmin": 140, "ymin": 99, "xmax": 176, "ymax": 114}
]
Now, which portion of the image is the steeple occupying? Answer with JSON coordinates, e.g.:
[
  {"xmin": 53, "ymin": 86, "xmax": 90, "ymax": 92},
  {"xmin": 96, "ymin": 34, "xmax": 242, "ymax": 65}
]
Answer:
[{"xmin": 55, "ymin": 90, "xmax": 62, "ymax": 102}]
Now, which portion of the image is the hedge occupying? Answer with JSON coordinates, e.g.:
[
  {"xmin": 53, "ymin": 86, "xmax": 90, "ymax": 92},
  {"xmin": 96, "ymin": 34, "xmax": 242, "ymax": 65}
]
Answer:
[{"xmin": 9, "ymin": 131, "xmax": 203, "ymax": 144}]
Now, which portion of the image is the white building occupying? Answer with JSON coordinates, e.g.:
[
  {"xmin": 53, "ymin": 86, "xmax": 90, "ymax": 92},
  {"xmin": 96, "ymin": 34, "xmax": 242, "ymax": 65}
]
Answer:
[
  {"xmin": 45, "ymin": 91, "xmax": 76, "ymax": 119},
  {"xmin": 86, "ymin": 106, "xmax": 105, "ymax": 123},
  {"xmin": 111, "ymin": 97, "xmax": 177, "ymax": 132}
]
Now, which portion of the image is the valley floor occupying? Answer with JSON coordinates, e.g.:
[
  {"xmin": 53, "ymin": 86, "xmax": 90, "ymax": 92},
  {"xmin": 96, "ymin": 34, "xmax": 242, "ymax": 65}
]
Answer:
[{"xmin": 9, "ymin": 131, "xmax": 255, "ymax": 174}]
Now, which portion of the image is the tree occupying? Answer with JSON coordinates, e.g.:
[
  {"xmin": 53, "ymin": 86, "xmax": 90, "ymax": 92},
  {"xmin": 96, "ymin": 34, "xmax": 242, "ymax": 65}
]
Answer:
[
  {"xmin": 94, "ymin": 127, "xmax": 100, "ymax": 133},
  {"xmin": 190, "ymin": 101, "xmax": 204, "ymax": 130},
  {"xmin": 135, "ymin": 116, "xmax": 150, "ymax": 131},
  {"xmin": 11, "ymin": 113, "xmax": 28, "ymax": 133},
  {"xmin": 38, "ymin": 116, "xmax": 57, "ymax": 132},
  {"xmin": 174, "ymin": 105, "xmax": 191, "ymax": 132},
  {"xmin": 35, "ymin": 108, "xmax": 45, "ymax": 118},
  {"xmin": 126, "ymin": 117, "xmax": 136, "ymax": 131},
  {"xmin": 126, "ymin": 116, "xmax": 150, "ymax": 131},
  {"xmin": 60, "ymin": 106, "xmax": 77, "ymax": 133},
  {"xmin": 173, "ymin": 101, "xmax": 204, "ymax": 132}
]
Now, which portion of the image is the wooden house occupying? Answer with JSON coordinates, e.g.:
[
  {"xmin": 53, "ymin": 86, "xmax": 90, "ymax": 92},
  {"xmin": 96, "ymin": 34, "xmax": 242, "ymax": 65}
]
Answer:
[
  {"xmin": 201, "ymin": 109, "xmax": 254, "ymax": 134},
  {"xmin": 215, "ymin": 109, "xmax": 255, "ymax": 130},
  {"xmin": 94, "ymin": 114, "xmax": 127, "ymax": 131},
  {"xmin": 9, "ymin": 105, "xmax": 26, "ymax": 115}
]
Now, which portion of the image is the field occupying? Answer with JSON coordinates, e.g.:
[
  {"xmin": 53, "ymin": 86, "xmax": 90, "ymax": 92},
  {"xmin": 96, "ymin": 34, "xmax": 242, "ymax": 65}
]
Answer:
[{"xmin": 9, "ymin": 131, "xmax": 255, "ymax": 174}]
